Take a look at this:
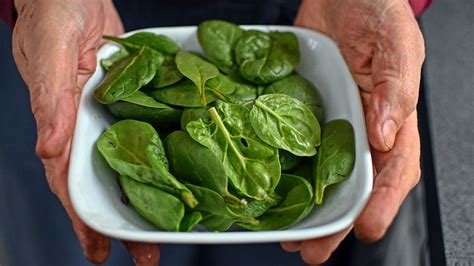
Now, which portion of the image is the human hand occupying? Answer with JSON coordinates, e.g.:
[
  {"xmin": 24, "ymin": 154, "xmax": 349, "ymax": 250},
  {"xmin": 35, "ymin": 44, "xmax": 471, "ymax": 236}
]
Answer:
[
  {"xmin": 12, "ymin": 0, "xmax": 159, "ymax": 264},
  {"xmin": 282, "ymin": 0, "xmax": 425, "ymax": 263}
]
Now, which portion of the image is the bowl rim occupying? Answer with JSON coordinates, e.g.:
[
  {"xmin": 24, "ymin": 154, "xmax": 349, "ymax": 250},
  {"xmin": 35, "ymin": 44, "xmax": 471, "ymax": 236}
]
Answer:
[{"xmin": 68, "ymin": 25, "xmax": 373, "ymax": 244}]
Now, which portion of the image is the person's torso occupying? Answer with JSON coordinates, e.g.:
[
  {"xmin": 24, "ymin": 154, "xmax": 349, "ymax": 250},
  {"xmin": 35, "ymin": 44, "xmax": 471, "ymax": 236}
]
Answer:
[{"xmin": 114, "ymin": 0, "xmax": 301, "ymax": 31}]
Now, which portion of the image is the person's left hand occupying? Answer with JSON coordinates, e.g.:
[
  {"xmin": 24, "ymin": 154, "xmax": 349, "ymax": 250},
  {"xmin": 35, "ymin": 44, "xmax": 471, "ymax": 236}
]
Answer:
[{"xmin": 282, "ymin": 0, "xmax": 425, "ymax": 264}]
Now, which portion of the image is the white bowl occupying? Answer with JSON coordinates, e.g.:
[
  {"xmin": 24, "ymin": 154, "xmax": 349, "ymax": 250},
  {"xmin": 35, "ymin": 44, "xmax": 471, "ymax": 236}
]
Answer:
[{"xmin": 68, "ymin": 26, "xmax": 373, "ymax": 244}]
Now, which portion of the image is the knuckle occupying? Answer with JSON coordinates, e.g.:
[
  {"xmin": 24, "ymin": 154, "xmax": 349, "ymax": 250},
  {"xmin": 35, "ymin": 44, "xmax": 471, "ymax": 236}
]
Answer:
[
  {"xmin": 35, "ymin": 143, "xmax": 48, "ymax": 159},
  {"xmin": 35, "ymin": 137, "xmax": 56, "ymax": 159}
]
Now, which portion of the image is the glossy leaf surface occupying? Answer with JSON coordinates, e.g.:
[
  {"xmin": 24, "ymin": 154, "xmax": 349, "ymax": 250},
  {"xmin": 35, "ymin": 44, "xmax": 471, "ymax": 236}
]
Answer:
[
  {"xmin": 313, "ymin": 120, "xmax": 355, "ymax": 204},
  {"xmin": 104, "ymin": 32, "xmax": 180, "ymax": 55},
  {"xmin": 94, "ymin": 46, "xmax": 163, "ymax": 104},
  {"xmin": 238, "ymin": 174, "xmax": 313, "ymax": 230},
  {"xmin": 250, "ymin": 94, "xmax": 321, "ymax": 156},
  {"xmin": 119, "ymin": 175, "xmax": 184, "ymax": 231},
  {"xmin": 186, "ymin": 184, "xmax": 257, "ymax": 231},
  {"xmin": 175, "ymin": 51, "xmax": 219, "ymax": 106},
  {"xmin": 186, "ymin": 101, "xmax": 281, "ymax": 200},
  {"xmin": 264, "ymin": 74, "xmax": 325, "ymax": 123},
  {"xmin": 198, "ymin": 20, "xmax": 243, "ymax": 73},
  {"xmin": 97, "ymin": 120, "xmax": 197, "ymax": 207},
  {"xmin": 165, "ymin": 131, "xmax": 246, "ymax": 208},
  {"xmin": 107, "ymin": 91, "xmax": 182, "ymax": 128},
  {"xmin": 235, "ymin": 31, "xmax": 299, "ymax": 84}
]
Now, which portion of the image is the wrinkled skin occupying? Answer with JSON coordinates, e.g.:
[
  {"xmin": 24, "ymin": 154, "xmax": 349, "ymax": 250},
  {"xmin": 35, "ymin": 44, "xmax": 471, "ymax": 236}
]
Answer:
[
  {"xmin": 281, "ymin": 0, "xmax": 424, "ymax": 264},
  {"xmin": 12, "ymin": 0, "xmax": 159, "ymax": 265}
]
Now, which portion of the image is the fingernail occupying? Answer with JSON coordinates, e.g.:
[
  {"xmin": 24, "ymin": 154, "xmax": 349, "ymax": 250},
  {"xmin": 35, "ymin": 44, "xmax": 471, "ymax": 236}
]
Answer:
[{"xmin": 382, "ymin": 120, "xmax": 397, "ymax": 149}]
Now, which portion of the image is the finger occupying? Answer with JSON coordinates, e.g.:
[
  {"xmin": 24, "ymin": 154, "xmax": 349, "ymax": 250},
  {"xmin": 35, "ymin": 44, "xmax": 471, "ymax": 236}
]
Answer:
[
  {"xmin": 355, "ymin": 112, "xmax": 420, "ymax": 242},
  {"xmin": 365, "ymin": 3, "xmax": 425, "ymax": 151},
  {"xmin": 122, "ymin": 241, "xmax": 160, "ymax": 266},
  {"xmin": 299, "ymin": 227, "xmax": 352, "ymax": 265},
  {"xmin": 71, "ymin": 216, "xmax": 111, "ymax": 264},
  {"xmin": 42, "ymin": 141, "xmax": 111, "ymax": 263},
  {"xmin": 281, "ymin": 241, "xmax": 302, "ymax": 252}
]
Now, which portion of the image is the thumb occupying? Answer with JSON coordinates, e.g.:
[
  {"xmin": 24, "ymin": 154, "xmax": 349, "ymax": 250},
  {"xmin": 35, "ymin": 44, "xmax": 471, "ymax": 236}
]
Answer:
[{"xmin": 365, "ymin": 7, "xmax": 425, "ymax": 151}]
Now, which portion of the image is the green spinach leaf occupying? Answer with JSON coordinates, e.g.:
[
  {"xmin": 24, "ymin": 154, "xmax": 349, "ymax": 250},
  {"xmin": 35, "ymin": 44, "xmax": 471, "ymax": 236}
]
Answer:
[
  {"xmin": 313, "ymin": 120, "xmax": 355, "ymax": 204},
  {"xmin": 206, "ymin": 73, "xmax": 236, "ymax": 96},
  {"xmin": 257, "ymin": 85, "xmax": 266, "ymax": 96},
  {"xmin": 100, "ymin": 48, "xmax": 129, "ymax": 71},
  {"xmin": 221, "ymin": 70, "xmax": 257, "ymax": 107},
  {"xmin": 264, "ymin": 74, "xmax": 325, "ymax": 123},
  {"xmin": 107, "ymin": 91, "xmax": 182, "ymax": 128},
  {"xmin": 235, "ymin": 30, "xmax": 299, "ymax": 84},
  {"xmin": 186, "ymin": 101, "xmax": 281, "ymax": 200},
  {"xmin": 238, "ymin": 174, "xmax": 313, "ymax": 230},
  {"xmin": 120, "ymin": 90, "xmax": 168, "ymax": 107},
  {"xmin": 250, "ymin": 94, "xmax": 321, "ymax": 156},
  {"xmin": 179, "ymin": 211, "xmax": 202, "ymax": 232},
  {"xmin": 165, "ymin": 131, "xmax": 246, "ymax": 208},
  {"xmin": 279, "ymin": 150, "xmax": 302, "ymax": 171},
  {"xmin": 198, "ymin": 20, "xmax": 243, "ymax": 73},
  {"xmin": 180, "ymin": 107, "xmax": 210, "ymax": 131},
  {"xmin": 97, "ymin": 120, "xmax": 198, "ymax": 208},
  {"xmin": 150, "ymin": 80, "xmax": 218, "ymax": 107},
  {"xmin": 104, "ymin": 32, "xmax": 180, "ymax": 55},
  {"xmin": 230, "ymin": 192, "xmax": 281, "ymax": 218},
  {"xmin": 94, "ymin": 46, "xmax": 163, "ymax": 104},
  {"xmin": 175, "ymin": 51, "xmax": 219, "ymax": 106},
  {"xmin": 186, "ymin": 184, "xmax": 258, "ymax": 231},
  {"xmin": 119, "ymin": 175, "xmax": 184, "ymax": 231},
  {"xmin": 149, "ymin": 56, "xmax": 184, "ymax": 88},
  {"xmin": 150, "ymin": 73, "xmax": 236, "ymax": 108}
]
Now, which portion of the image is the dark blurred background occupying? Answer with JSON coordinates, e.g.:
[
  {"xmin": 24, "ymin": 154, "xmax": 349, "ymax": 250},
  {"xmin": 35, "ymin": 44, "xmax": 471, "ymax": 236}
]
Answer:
[{"xmin": 0, "ymin": 0, "xmax": 472, "ymax": 265}]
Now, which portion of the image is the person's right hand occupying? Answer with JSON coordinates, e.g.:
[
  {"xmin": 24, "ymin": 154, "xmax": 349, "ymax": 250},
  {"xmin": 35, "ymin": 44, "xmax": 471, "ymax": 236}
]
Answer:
[{"xmin": 12, "ymin": 0, "xmax": 159, "ymax": 264}]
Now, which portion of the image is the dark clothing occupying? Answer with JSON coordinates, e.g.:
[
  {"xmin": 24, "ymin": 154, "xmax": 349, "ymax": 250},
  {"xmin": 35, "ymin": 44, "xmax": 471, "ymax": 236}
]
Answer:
[{"xmin": 0, "ymin": 0, "xmax": 15, "ymax": 28}]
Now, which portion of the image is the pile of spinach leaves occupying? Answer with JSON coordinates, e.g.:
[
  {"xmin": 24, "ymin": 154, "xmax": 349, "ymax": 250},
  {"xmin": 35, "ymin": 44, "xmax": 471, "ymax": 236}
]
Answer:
[{"xmin": 93, "ymin": 20, "xmax": 356, "ymax": 232}]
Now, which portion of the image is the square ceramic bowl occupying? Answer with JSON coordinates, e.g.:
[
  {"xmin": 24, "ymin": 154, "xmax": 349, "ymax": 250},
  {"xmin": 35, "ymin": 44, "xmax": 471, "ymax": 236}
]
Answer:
[{"xmin": 68, "ymin": 26, "xmax": 373, "ymax": 244}]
